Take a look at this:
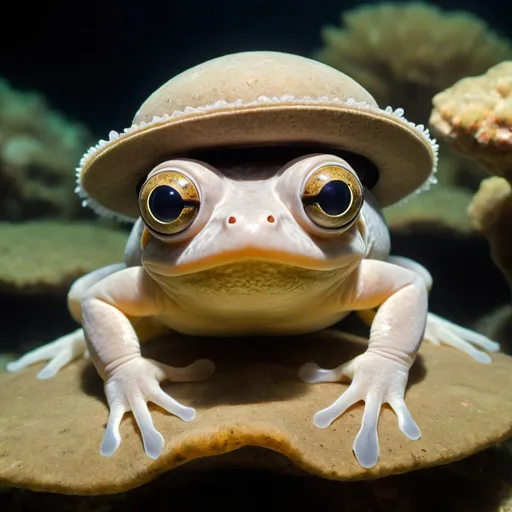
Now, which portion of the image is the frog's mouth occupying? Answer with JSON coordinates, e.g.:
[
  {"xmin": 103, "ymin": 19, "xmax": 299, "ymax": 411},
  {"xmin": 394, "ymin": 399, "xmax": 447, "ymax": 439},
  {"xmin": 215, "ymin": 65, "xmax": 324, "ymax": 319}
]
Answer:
[{"xmin": 144, "ymin": 246, "xmax": 361, "ymax": 277}]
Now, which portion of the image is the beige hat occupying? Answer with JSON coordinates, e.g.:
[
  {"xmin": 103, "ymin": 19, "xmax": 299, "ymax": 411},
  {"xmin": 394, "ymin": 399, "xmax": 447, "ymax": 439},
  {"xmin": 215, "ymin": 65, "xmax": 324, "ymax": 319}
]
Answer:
[{"xmin": 76, "ymin": 51, "xmax": 438, "ymax": 221}]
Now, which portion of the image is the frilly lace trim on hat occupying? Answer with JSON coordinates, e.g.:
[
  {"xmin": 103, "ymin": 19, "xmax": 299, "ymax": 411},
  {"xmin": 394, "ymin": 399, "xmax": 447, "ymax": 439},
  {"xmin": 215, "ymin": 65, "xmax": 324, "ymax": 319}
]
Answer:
[{"xmin": 75, "ymin": 95, "xmax": 439, "ymax": 221}]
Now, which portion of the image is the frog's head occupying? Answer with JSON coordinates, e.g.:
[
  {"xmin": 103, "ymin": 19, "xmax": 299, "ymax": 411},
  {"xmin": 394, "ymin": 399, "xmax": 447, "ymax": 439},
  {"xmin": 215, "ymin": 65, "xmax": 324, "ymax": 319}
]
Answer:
[
  {"xmin": 136, "ymin": 148, "xmax": 377, "ymax": 312},
  {"xmin": 74, "ymin": 51, "xmax": 437, "ymax": 307},
  {"xmin": 138, "ymin": 149, "xmax": 371, "ymax": 281}
]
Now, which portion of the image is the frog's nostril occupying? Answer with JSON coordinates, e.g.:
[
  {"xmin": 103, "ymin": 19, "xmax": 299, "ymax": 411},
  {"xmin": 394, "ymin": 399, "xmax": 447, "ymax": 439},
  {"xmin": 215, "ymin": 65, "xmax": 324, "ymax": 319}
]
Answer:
[{"xmin": 225, "ymin": 214, "xmax": 276, "ymax": 227}]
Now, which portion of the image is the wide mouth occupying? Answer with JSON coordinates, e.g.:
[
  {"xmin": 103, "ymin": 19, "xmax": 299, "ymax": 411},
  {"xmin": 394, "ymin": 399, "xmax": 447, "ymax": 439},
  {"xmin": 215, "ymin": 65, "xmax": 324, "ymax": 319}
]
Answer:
[{"xmin": 143, "ymin": 247, "xmax": 359, "ymax": 277}]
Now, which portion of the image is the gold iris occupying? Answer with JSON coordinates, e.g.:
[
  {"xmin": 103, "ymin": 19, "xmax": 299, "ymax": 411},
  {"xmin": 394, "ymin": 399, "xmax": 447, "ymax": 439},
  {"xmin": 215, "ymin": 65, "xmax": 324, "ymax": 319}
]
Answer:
[
  {"xmin": 138, "ymin": 170, "xmax": 200, "ymax": 235},
  {"xmin": 301, "ymin": 164, "xmax": 363, "ymax": 229}
]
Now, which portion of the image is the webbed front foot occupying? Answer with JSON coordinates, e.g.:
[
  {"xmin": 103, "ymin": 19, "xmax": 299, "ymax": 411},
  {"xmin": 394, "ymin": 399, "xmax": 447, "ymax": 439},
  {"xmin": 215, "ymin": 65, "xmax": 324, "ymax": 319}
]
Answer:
[
  {"xmin": 101, "ymin": 356, "xmax": 215, "ymax": 459},
  {"xmin": 425, "ymin": 312, "xmax": 500, "ymax": 363},
  {"xmin": 6, "ymin": 328, "xmax": 88, "ymax": 379},
  {"xmin": 299, "ymin": 351, "xmax": 420, "ymax": 468}
]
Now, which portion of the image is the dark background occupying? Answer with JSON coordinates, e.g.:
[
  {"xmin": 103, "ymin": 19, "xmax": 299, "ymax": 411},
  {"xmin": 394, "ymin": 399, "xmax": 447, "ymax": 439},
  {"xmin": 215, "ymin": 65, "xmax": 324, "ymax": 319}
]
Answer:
[
  {"xmin": 1, "ymin": 0, "xmax": 511, "ymax": 136},
  {"xmin": 1, "ymin": 0, "xmax": 511, "ymax": 338},
  {"xmin": 1, "ymin": 0, "xmax": 511, "ymax": 332}
]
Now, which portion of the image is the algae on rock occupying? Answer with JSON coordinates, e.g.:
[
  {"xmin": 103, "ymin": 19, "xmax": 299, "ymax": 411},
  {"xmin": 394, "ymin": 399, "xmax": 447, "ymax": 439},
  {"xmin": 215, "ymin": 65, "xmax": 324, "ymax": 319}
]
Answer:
[
  {"xmin": 2, "ymin": 330, "xmax": 512, "ymax": 495},
  {"xmin": 0, "ymin": 221, "xmax": 127, "ymax": 294}
]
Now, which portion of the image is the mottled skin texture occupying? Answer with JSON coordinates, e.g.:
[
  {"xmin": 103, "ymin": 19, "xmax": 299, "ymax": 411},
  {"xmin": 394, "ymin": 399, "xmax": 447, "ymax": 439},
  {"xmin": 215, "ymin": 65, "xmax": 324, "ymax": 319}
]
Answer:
[{"xmin": 7, "ymin": 153, "xmax": 499, "ymax": 469}]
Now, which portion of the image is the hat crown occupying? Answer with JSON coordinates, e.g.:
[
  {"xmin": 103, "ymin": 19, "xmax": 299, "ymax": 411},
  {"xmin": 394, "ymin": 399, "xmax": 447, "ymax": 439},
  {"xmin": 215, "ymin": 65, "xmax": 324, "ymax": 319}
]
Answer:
[{"xmin": 133, "ymin": 51, "xmax": 378, "ymax": 123}]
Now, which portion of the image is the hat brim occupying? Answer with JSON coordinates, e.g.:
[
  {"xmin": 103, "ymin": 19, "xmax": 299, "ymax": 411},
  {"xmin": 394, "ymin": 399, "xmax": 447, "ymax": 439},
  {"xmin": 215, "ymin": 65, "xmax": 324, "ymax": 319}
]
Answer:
[{"xmin": 77, "ymin": 99, "xmax": 438, "ymax": 221}]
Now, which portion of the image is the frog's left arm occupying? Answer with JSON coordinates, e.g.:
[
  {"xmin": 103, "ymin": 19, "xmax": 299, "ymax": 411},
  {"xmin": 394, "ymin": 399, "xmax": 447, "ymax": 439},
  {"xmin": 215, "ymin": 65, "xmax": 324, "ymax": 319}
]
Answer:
[
  {"xmin": 357, "ymin": 255, "xmax": 499, "ymax": 363},
  {"xmin": 299, "ymin": 257, "xmax": 499, "ymax": 468},
  {"xmin": 300, "ymin": 259, "xmax": 427, "ymax": 467},
  {"xmin": 344, "ymin": 259, "xmax": 428, "ymax": 362}
]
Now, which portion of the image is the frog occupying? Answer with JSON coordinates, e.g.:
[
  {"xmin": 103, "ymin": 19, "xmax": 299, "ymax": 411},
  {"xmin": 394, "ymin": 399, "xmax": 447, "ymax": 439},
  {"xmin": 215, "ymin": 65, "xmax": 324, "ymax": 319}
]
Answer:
[{"xmin": 6, "ymin": 50, "xmax": 500, "ymax": 469}]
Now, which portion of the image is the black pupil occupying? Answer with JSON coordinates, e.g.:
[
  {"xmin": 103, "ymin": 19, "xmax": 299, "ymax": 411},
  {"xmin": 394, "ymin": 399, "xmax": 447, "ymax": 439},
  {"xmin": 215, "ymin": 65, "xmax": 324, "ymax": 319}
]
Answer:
[
  {"xmin": 316, "ymin": 180, "xmax": 352, "ymax": 215},
  {"xmin": 149, "ymin": 185, "xmax": 184, "ymax": 222}
]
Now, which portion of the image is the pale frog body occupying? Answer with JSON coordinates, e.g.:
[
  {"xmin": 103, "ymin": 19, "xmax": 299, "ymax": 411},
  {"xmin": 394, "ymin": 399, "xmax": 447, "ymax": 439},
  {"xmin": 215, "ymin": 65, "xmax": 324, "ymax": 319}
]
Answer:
[{"xmin": 8, "ymin": 152, "xmax": 499, "ymax": 469}]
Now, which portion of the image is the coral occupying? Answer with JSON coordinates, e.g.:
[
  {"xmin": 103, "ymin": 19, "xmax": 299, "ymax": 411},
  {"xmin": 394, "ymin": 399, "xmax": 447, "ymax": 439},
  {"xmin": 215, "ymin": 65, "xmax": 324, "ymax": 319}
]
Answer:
[
  {"xmin": 0, "ymin": 221, "xmax": 126, "ymax": 294},
  {"xmin": 430, "ymin": 62, "xmax": 512, "ymax": 292},
  {"xmin": 467, "ymin": 177, "xmax": 512, "ymax": 290},
  {"xmin": 430, "ymin": 61, "xmax": 512, "ymax": 181},
  {"xmin": 316, "ymin": 2, "xmax": 512, "ymax": 125},
  {"xmin": 2, "ymin": 330, "xmax": 512, "ymax": 494},
  {"xmin": 0, "ymin": 79, "xmax": 94, "ymax": 220}
]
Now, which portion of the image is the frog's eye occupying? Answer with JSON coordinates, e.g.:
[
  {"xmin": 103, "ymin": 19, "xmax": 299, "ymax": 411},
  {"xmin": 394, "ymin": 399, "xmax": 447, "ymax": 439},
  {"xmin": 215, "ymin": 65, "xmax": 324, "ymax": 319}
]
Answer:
[
  {"xmin": 138, "ymin": 170, "xmax": 200, "ymax": 236},
  {"xmin": 301, "ymin": 164, "xmax": 363, "ymax": 229}
]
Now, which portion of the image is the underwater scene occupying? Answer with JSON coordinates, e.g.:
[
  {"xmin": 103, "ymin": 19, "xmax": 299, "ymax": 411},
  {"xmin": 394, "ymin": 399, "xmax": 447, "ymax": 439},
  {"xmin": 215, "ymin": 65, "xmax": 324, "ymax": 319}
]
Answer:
[{"xmin": 1, "ymin": 0, "xmax": 512, "ymax": 510}]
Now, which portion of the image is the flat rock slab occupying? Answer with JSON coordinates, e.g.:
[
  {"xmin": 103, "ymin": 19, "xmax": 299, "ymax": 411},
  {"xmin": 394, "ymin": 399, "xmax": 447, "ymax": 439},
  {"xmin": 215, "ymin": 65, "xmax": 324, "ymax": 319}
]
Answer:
[{"xmin": 1, "ymin": 330, "xmax": 512, "ymax": 495}]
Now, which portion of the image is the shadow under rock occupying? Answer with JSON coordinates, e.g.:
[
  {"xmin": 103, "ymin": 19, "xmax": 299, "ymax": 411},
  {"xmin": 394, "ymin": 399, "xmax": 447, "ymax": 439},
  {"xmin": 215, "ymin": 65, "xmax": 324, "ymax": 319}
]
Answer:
[{"xmin": 2, "ymin": 439, "xmax": 509, "ymax": 512}]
